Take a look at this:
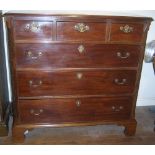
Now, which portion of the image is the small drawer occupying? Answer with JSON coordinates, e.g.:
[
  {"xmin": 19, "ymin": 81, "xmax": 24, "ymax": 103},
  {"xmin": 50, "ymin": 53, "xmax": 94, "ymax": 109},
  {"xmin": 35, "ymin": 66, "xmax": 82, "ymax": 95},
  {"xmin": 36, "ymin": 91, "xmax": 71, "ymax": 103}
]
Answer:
[
  {"xmin": 14, "ymin": 20, "xmax": 53, "ymax": 40},
  {"xmin": 17, "ymin": 70, "xmax": 137, "ymax": 97},
  {"xmin": 18, "ymin": 97, "xmax": 132, "ymax": 124},
  {"xmin": 110, "ymin": 23, "xmax": 145, "ymax": 43},
  {"xmin": 57, "ymin": 22, "xmax": 106, "ymax": 41},
  {"xmin": 15, "ymin": 44, "xmax": 141, "ymax": 69}
]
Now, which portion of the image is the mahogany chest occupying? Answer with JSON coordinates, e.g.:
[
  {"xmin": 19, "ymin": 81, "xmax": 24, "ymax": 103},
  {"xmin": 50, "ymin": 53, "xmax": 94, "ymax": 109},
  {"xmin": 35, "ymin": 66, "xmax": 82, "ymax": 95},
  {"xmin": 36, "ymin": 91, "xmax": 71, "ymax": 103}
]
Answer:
[{"xmin": 4, "ymin": 12, "xmax": 152, "ymax": 142}]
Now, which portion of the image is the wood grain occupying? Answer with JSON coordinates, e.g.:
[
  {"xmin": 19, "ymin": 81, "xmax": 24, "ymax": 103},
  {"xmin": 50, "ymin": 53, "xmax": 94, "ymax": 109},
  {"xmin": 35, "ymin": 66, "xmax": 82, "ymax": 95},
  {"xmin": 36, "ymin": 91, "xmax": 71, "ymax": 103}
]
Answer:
[
  {"xmin": 4, "ymin": 13, "xmax": 152, "ymax": 141},
  {"xmin": 110, "ymin": 23, "xmax": 145, "ymax": 43},
  {"xmin": 0, "ymin": 106, "xmax": 154, "ymax": 144},
  {"xmin": 16, "ymin": 70, "xmax": 137, "ymax": 97},
  {"xmin": 15, "ymin": 44, "xmax": 142, "ymax": 68},
  {"xmin": 18, "ymin": 97, "xmax": 132, "ymax": 124},
  {"xmin": 14, "ymin": 20, "xmax": 53, "ymax": 41},
  {"xmin": 57, "ymin": 22, "xmax": 106, "ymax": 41}
]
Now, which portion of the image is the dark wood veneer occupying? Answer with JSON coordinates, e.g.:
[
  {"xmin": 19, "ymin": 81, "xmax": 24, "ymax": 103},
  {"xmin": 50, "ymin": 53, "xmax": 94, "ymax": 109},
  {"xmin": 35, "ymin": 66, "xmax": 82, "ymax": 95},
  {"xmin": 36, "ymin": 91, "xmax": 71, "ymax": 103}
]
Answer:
[
  {"xmin": 4, "ymin": 12, "xmax": 152, "ymax": 142},
  {"xmin": 14, "ymin": 20, "xmax": 53, "ymax": 41},
  {"xmin": 57, "ymin": 22, "xmax": 106, "ymax": 41},
  {"xmin": 110, "ymin": 23, "xmax": 145, "ymax": 42},
  {"xmin": 19, "ymin": 97, "xmax": 132, "ymax": 124},
  {"xmin": 15, "ymin": 44, "xmax": 142, "ymax": 68},
  {"xmin": 17, "ymin": 70, "xmax": 137, "ymax": 97}
]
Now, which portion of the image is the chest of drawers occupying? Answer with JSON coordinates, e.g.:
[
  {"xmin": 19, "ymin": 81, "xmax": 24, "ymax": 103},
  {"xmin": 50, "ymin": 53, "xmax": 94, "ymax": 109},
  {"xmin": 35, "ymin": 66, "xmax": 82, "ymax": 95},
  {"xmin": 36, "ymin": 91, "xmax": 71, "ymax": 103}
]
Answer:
[{"xmin": 4, "ymin": 12, "xmax": 152, "ymax": 142}]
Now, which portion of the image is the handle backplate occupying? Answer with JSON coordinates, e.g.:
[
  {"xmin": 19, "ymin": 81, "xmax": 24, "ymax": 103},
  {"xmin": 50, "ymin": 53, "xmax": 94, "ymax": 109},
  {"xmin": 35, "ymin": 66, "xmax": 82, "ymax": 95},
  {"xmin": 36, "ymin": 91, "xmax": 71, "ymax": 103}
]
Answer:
[
  {"xmin": 25, "ymin": 22, "xmax": 40, "ymax": 32},
  {"xmin": 74, "ymin": 23, "xmax": 89, "ymax": 32},
  {"xmin": 120, "ymin": 25, "xmax": 133, "ymax": 33}
]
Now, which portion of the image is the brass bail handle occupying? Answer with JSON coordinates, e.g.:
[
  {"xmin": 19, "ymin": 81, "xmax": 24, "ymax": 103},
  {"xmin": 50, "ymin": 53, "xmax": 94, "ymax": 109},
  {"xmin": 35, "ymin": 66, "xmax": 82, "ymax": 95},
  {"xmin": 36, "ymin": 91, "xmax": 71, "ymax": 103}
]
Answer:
[
  {"xmin": 112, "ymin": 106, "xmax": 124, "ymax": 112},
  {"xmin": 114, "ymin": 78, "xmax": 127, "ymax": 85},
  {"xmin": 27, "ymin": 51, "xmax": 43, "ymax": 60},
  {"xmin": 30, "ymin": 109, "xmax": 44, "ymax": 116},
  {"xmin": 117, "ymin": 52, "xmax": 130, "ymax": 59},
  {"xmin": 29, "ymin": 80, "xmax": 42, "ymax": 87}
]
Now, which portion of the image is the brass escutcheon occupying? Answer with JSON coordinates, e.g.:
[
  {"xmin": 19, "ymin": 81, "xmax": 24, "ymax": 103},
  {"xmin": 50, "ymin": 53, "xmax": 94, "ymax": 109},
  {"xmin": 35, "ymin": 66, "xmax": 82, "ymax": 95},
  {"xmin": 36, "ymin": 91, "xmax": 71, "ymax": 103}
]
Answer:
[
  {"xmin": 76, "ymin": 100, "xmax": 81, "ymax": 107},
  {"xmin": 76, "ymin": 72, "xmax": 83, "ymax": 80},
  {"xmin": 78, "ymin": 45, "xmax": 85, "ymax": 53}
]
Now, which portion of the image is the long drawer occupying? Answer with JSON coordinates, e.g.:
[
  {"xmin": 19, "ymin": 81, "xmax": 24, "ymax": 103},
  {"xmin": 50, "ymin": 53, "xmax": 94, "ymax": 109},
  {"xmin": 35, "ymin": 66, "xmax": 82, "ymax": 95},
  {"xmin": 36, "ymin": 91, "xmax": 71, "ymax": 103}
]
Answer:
[
  {"xmin": 19, "ymin": 97, "xmax": 133, "ymax": 124},
  {"xmin": 15, "ymin": 44, "xmax": 141, "ymax": 68},
  {"xmin": 17, "ymin": 70, "xmax": 137, "ymax": 97}
]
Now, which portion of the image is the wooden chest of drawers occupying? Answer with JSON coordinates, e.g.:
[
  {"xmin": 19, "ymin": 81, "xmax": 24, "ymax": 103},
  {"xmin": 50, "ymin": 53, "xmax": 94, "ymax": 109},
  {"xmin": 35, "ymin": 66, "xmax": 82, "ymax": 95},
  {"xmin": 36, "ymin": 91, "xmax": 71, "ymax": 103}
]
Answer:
[{"xmin": 4, "ymin": 12, "xmax": 152, "ymax": 142}]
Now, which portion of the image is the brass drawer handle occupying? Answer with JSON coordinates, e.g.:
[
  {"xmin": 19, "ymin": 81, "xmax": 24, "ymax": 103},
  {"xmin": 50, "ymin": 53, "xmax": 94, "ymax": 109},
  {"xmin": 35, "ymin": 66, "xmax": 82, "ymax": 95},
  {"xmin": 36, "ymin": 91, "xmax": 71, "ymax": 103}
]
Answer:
[
  {"xmin": 76, "ymin": 72, "xmax": 83, "ymax": 80},
  {"xmin": 117, "ymin": 52, "xmax": 130, "ymax": 59},
  {"xmin": 74, "ymin": 23, "xmax": 89, "ymax": 32},
  {"xmin": 25, "ymin": 22, "xmax": 40, "ymax": 32},
  {"xmin": 29, "ymin": 80, "xmax": 42, "ymax": 88},
  {"xmin": 78, "ymin": 45, "xmax": 85, "ymax": 53},
  {"xmin": 30, "ymin": 109, "xmax": 43, "ymax": 116},
  {"xmin": 76, "ymin": 100, "xmax": 81, "ymax": 107},
  {"xmin": 114, "ymin": 78, "xmax": 127, "ymax": 85},
  {"xmin": 27, "ymin": 51, "xmax": 43, "ymax": 60},
  {"xmin": 112, "ymin": 106, "xmax": 124, "ymax": 112},
  {"xmin": 120, "ymin": 25, "xmax": 133, "ymax": 33}
]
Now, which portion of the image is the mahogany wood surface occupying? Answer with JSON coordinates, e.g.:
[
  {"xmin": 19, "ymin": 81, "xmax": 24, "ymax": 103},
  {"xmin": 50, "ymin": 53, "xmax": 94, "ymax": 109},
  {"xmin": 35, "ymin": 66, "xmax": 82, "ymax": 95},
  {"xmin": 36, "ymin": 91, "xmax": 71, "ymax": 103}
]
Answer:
[
  {"xmin": 4, "ymin": 12, "xmax": 152, "ymax": 142},
  {"xmin": 110, "ymin": 23, "xmax": 145, "ymax": 43},
  {"xmin": 18, "ymin": 97, "xmax": 132, "ymax": 124},
  {"xmin": 1, "ymin": 106, "xmax": 154, "ymax": 144},
  {"xmin": 15, "ymin": 44, "xmax": 142, "ymax": 68},
  {"xmin": 57, "ymin": 22, "xmax": 106, "ymax": 41},
  {"xmin": 17, "ymin": 70, "xmax": 137, "ymax": 97},
  {"xmin": 14, "ymin": 20, "xmax": 53, "ymax": 41}
]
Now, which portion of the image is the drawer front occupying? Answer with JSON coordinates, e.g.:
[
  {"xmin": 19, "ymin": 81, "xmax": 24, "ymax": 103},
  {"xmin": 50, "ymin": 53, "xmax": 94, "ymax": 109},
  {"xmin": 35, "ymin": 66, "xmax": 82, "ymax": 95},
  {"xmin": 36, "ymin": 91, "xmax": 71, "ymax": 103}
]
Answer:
[
  {"xmin": 17, "ymin": 70, "xmax": 137, "ymax": 97},
  {"xmin": 15, "ymin": 44, "xmax": 141, "ymax": 68},
  {"xmin": 19, "ymin": 97, "xmax": 132, "ymax": 123},
  {"xmin": 57, "ymin": 22, "xmax": 106, "ymax": 41},
  {"xmin": 14, "ymin": 20, "xmax": 53, "ymax": 40},
  {"xmin": 110, "ymin": 23, "xmax": 144, "ymax": 42}
]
